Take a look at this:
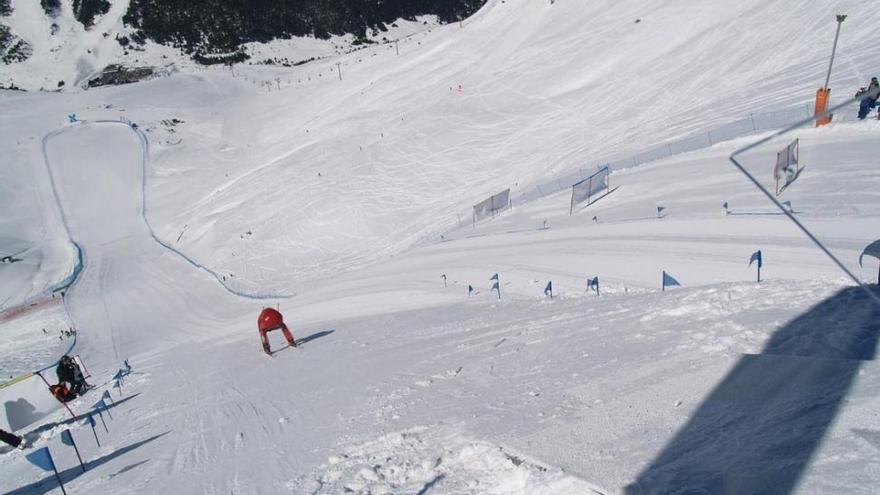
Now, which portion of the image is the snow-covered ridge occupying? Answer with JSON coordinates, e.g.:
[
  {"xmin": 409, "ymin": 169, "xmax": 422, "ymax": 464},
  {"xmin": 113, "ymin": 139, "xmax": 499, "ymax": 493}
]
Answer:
[{"xmin": 0, "ymin": 0, "xmax": 453, "ymax": 91}]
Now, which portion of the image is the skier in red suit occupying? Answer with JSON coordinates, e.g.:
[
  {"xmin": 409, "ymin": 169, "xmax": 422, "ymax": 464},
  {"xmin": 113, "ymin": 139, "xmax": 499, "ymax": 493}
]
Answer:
[{"xmin": 258, "ymin": 308, "xmax": 296, "ymax": 355}]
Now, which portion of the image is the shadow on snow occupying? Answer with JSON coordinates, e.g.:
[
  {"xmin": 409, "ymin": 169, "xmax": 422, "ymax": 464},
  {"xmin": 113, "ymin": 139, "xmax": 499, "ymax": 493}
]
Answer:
[
  {"xmin": 8, "ymin": 431, "xmax": 170, "ymax": 494},
  {"xmin": 625, "ymin": 286, "xmax": 880, "ymax": 494}
]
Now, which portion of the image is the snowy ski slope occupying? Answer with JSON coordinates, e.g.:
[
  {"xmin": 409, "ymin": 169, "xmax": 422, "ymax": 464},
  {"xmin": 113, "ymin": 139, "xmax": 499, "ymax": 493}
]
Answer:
[{"xmin": 2, "ymin": 0, "xmax": 880, "ymax": 493}]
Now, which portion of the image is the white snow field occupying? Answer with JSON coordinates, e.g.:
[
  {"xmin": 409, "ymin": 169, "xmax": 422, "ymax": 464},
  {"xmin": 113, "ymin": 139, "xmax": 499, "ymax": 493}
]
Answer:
[{"xmin": 2, "ymin": 0, "xmax": 880, "ymax": 493}]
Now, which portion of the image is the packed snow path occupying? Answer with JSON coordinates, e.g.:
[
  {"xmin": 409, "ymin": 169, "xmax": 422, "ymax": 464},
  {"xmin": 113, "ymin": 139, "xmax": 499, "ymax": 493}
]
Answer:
[{"xmin": 42, "ymin": 122, "xmax": 252, "ymax": 371}]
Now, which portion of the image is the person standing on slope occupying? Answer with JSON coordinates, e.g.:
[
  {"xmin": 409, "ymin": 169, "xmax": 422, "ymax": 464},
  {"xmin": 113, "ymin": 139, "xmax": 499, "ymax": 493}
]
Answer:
[
  {"xmin": 856, "ymin": 77, "xmax": 879, "ymax": 119},
  {"xmin": 258, "ymin": 308, "xmax": 296, "ymax": 355}
]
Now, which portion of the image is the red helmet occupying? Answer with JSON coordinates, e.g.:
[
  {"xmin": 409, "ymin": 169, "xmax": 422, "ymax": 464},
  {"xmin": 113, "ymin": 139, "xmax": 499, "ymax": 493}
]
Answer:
[{"xmin": 258, "ymin": 308, "xmax": 285, "ymax": 332}]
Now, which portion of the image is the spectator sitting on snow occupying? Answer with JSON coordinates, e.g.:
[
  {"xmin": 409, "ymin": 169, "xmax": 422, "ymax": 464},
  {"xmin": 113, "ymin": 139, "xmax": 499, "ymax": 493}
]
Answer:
[{"xmin": 56, "ymin": 355, "xmax": 90, "ymax": 396}]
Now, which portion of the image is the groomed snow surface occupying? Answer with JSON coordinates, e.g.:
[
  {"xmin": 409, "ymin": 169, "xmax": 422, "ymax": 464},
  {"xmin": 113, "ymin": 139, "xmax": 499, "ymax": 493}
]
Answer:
[{"xmin": 2, "ymin": 0, "xmax": 880, "ymax": 493}]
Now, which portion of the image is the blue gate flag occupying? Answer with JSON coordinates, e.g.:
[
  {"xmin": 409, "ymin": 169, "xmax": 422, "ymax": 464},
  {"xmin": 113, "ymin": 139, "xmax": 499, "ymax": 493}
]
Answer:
[
  {"xmin": 657, "ymin": 206, "xmax": 666, "ymax": 217},
  {"xmin": 592, "ymin": 216, "xmax": 598, "ymax": 223},
  {"xmin": 468, "ymin": 285, "xmax": 474, "ymax": 296},
  {"xmin": 60, "ymin": 429, "xmax": 74, "ymax": 447},
  {"xmin": 662, "ymin": 271, "xmax": 681, "ymax": 290},
  {"xmin": 782, "ymin": 200, "xmax": 792, "ymax": 211},
  {"xmin": 490, "ymin": 273, "xmax": 499, "ymax": 282},
  {"xmin": 102, "ymin": 390, "xmax": 113, "ymax": 403},
  {"xmin": 25, "ymin": 447, "xmax": 56, "ymax": 472},
  {"xmin": 749, "ymin": 250, "xmax": 763, "ymax": 268},
  {"xmin": 84, "ymin": 413, "xmax": 100, "ymax": 446},
  {"xmin": 491, "ymin": 282, "xmax": 500, "ymax": 292},
  {"xmin": 588, "ymin": 277, "xmax": 599, "ymax": 295},
  {"xmin": 61, "ymin": 428, "xmax": 87, "ymax": 472},
  {"xmin": 544, "ymin": 281, "xmax": 553, "ymax": 297},
  {"xmin": 859, "ymin": 240, "xmax": 880, "ymax": 267},
  {"xmin": 94, "ymin": 398, "xmax": 112, "ymax": 419}
]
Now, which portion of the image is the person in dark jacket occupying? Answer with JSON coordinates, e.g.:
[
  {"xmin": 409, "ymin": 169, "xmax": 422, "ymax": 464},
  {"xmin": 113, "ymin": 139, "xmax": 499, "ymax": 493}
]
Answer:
[
  {"xmin": 857, "ymin": 77, "xmax": 879, "ymax": 119},
  {"xmin": 56, "ymin": 355, "xmax": 90, "ymax": 396}
]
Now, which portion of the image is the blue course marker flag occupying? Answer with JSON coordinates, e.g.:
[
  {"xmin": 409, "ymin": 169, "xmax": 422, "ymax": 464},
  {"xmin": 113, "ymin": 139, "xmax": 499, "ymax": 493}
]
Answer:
[
  {"xmin": 61, "ymin": 429, "xmax": 86, "ymax": 472},
  {"xmin": 84, "ymin": 413, "xmax": 100, "ymax": 446},
  {"xmin": 94, "ymin": 398, "xmax": 112, "ymax": 419},
  {"xmin": 749, "ymin": 250, "xmax": 763, "ymax": 268},
  {"xmin": 468, "ymin": 285, "xmax": 474, "ymax": 296},
  {"xmin": 102, "ymin": 389, "xmax": 114, "ymax": 404},
  {"xmin": 657, "ymin": 206, "xmax": 666, "ymax": 218},
  {"xmin": 490, "ymin": 273, "xmax": 501, "ymax": 299},
  {"xmin": 26, "ymin": 447, "xmax": 68, "ymax": 494},
  {"xmin": 662, "ymin": 271, "xmax": 681, "ymax": 291},
  {"xmin": 588, "ymin": 277, "xmax": 600, "ymax": 296},
  {"xmin": 25, "ymin": 447, "xmax": 56, "ymax": 472},
  {"xmin": 60, "ymin": 429, "xmax": 74, "ymax": 447},
  {"xmin": 544, "ymin": 281, "xmax": 553, "ymax": 299},
  {"xmin": 749, "ymin": 250, "xmax": 763, "ymax": 282}
]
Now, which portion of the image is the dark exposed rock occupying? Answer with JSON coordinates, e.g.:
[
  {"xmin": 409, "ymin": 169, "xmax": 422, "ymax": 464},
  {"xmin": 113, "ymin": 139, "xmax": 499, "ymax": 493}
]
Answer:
[
  {"xmin": 0, "ymin": 24, "xmax": 31, "ymax": 64},
  {"xmin": 73, "ymin": 0, "xmax": 111, "ymax": 28},
  {"xmin": 123, "ymin": 0, "xmax": 487, "ymax": 59},
  {"xmin": 87, "ymin": 64, "xmax": 155, "ymax": 87},
  {"xmin": 41, "ymin": 0, "xmax": 62, "ymax": 17}
]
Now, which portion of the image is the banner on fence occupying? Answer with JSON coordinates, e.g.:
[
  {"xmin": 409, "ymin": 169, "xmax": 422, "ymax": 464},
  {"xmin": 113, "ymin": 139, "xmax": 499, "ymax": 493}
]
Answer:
[
  {"xmin": 774, "ymin": 138, "xmax": 800, "ymax": 195},
  {"xmin": 569, "ymin": 166, "xmax": 611, "ymax": 215},
  {"xmin": 473, "ymin": 189, "xmax": 511, "ymax": 225}
]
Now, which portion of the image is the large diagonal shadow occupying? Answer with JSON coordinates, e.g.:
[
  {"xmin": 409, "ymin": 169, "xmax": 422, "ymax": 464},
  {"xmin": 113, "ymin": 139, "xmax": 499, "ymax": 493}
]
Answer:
[
  {"xmin": 625, "ymin": 286, "xmax": 880, "ymax": 494},
  {"xmin": 0, "ymin": 394, "xmax": 141, "ymax": 456},
  {"xmin": 7, "ymin": 431, "xmax": 169, "ymax": 494}
]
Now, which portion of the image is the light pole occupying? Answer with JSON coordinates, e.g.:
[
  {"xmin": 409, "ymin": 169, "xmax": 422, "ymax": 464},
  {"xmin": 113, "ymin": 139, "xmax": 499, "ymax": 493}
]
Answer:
[{"xmin": 815, "ymin": 14, "xmax": 846, "ymax": 127}]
